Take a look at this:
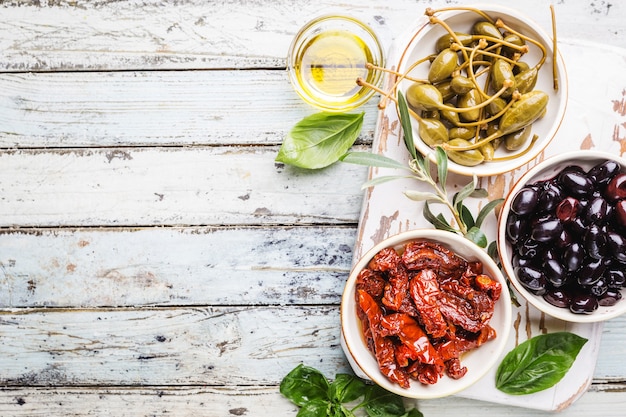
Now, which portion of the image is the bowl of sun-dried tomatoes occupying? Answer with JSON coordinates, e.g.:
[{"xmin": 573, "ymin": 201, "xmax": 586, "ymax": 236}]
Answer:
[{"xmin": 340, "ymin": 229, "xmax": 512, "ymax": 398}]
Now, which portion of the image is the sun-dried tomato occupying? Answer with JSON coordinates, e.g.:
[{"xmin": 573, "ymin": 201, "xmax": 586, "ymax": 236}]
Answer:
[
  {"xmin": 354, "ymin": 239, "xmax": 501, "ymax": 389},
  {"xmin": 409, "ymin": 269, "xmax": 448, "ymax": 338},
  {"xmin": 357, "ymin": 289, "xmax": 410, "ymax": 388}
]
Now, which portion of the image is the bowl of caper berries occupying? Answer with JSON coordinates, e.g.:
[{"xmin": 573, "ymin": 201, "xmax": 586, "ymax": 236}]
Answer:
[{"xmin": 392, "ymin": 4, "xmax": 567, "ymax": 177}]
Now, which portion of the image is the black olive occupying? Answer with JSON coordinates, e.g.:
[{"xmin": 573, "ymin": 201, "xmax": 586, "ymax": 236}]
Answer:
[
  {"xmin": 531, "ymin": 217, "xmax": 563, "ymax": 242},
  {"xmin": 559, "ymin": 170, "xmax": 594, "ymax": 197},
  {"xmin": 584, "ymin": 224, "xmax": 608, "ymax": 260},
  {"xmin": 569, "ymin": 293, "xmax": 599, "ymax": 314},
  {"xmin": 543, "ymin": 288, "xmax": 571, "ymax": 308},
  {"xmin": 511, "ymin": 186, "xmax": 540, "ymax": 215},
  {"xmin": 577, "ymin": 258, "xmax": 607, "ymax": 286},
  {"xmin": 598, "ymin": 289, "xmax": 623, "ymax": 306},
  {"xmin": 607, "ymin": 231, "xmax": 626, "ymax": 262},
  {"xmin": 588, "ymin": 159, "xmax": 621, "ymax": 185},
  {"xmin": 515, "ymin": 266, "xmax": 547, "ymax": 295}
]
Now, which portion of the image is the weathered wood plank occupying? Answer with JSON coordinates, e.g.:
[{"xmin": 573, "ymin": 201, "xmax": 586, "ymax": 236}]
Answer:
[
  {"xmin": 1, "ymin": 0, "xmax": 624, "ymax": 72},
  {"xmin": 0, "ymin": 385, "xmax": 624, "ymax": 417},
  {"xmin": 0, "ymin": 226, "xmax": 355, "ymax": 307},
  {"xmin": 0, "ymin": 307, "xmax": 624, "ymax": 387},
  {"xmin": 0, "ymin": 70, "xmax": 380, "ymax": 148},
  {"xmin": 0, "ymin": 306, "xmax": 349, "ymax": 386},
  {"xmin": 0, "ymin": 147, "xmax": 368, "ymax": 227}
]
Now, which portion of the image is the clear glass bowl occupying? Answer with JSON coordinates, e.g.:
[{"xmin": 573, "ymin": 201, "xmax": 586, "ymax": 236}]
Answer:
[{"xmin": 287, "ymin": 15, "xmax": 385, "ymax": 112}]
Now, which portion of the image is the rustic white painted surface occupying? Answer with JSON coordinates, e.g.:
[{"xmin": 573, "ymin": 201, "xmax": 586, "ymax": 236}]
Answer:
[{"xmin": 0, "ymin": 0, "xmax": 625, "ymax": 416}]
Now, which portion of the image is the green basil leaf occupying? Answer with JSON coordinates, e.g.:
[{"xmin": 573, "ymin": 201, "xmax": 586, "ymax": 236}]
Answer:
[
  {"xmin": 330, "ymin": 374, "xmax": 366, "ymax": 404},
  {"xmin": 496, "ymin": 332, "xmax": 588, "ymax": 395},
  {"xmin": 280, "ymin": 364, "xmax": 331, "ymax": 407},
  {"xmin": 403, "ymin": 410, "xmax": 425, "ymax": 417},
  {"xmin": 341, "ymin": 152, "xmax": 408, "ymax": 170},
  {"xmin": 296, "ymin": 399, "xmax": 331, "ymax": 417},
  {"xmin": 362, "ymin": 385, "xmax": 406, "ymax": 417},
  {"xmin": 276, "ymin": 112, "xmax": 365, "ymax": 169},
  {"xmin": 435, "ymin": 146, "xmax": 448, "ymax": 193},
  {"xmin": 475, "ymin": 198, "xmax": 503, "ymax": 228},
  {"xmin": 398, "ymin": 91, "xmax": 418, "ymax": 161},
  {"xmin": 464, "ymin": 226, "xmax": 487, "ymax": 248}
]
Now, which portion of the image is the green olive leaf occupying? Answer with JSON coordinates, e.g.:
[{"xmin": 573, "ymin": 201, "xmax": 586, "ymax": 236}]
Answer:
[
  {"xmin": 496, "ymin": 332, "xmax": 588, "ymax": 395},
  {"xmin": 424, "ymin": 201, "xmax": 456, "ymax": 232},
  {"xmin": 434, "ymin": 146, "xmax": 448, "ymax": 192},
  {"xmin": 404, "ymin": 190, "xmax": 439, "ymax": 202},
  {"xmin": 363, "ymin": 175, "xmax": 416, "ymax": 189},
  {"xmin": 475, "ymin": 198, "xmax": 503, "ymax": 228},
  {"xmin": 329, "ymin": 374, "xmax": 366, "ymax": 404},
  {"xmin": 470, "ymin": 188, "xmax": 489, "ymax": 198},
  {"xmin": 464, "ymin": 226, "xmax": 487, "ymax": 248},
  {"xmin": 398, "ymin": 91, "xmax": 418, "ymax": 161},
  {"xmin": 452, "ymin": 176, "xmax": 478, "ymax": 207},
  {"xmin": 280, "ymin": 364, "xmax": 331, "ymax": 407},
  {"xmin": 340, "ymin": 152, "xmax": 408, "ymax": 170},
  {"xmin": 458, "ymin": 204, "xmax": 475, "ymax": 230},
  {"xmin": 276, "ymin": 112, "xmax": 365, "ymax": 169}
]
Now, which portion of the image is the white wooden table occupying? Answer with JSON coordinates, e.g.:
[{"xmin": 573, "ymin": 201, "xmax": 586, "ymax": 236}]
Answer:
[{"xmin": 0, "ymin": 1, "xmax": 625, "ymax": 415}]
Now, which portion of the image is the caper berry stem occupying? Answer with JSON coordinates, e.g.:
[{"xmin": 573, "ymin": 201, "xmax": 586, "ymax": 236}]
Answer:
[
  {"xmin": 454, "ymin": 96, "xmax": 516, "ymax": 127},
  {"xmin": 371, "ymin": 55, "xmax": 432, "ymax": 109},
  {"xmin": 437, "ymin": 79, "xmax": 515, "ymax": 114},
  {"xmin": 356, "ymin": 77, "xmax": 424, "ymax": 122},
  {"xmin": 452, "ymin": 42, "xmax": 521, "ymax": 68},
  {"xmin": 365, "ymin": 63, "xmax": 428, "ymax": 84},
  {"xmin": 495, "ymin": 18, "xmax": 547, "ymax": 69},
  {"xmin": 442, "ymin": 129, "xmax": 503, "ymax": 152},
  {"xmin": 489, "ymin": 134, "xmax": 539, "ymax": 162},
  {"xmin": 426, "ymin": 6, "xmax": 495, "ymax": 24},
  {"xmin": 550, "ymin": 5, "xmax": 559, "ymax": 91}
]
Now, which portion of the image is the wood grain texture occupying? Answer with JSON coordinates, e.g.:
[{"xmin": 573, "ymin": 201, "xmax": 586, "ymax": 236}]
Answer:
[
  {"xmin": 0, "ymin": 306, "xmax": 348, "ymax": 386},
  {"xmin": 0, "ymin": 386, "xmax": 625, "ymax": 417},
  {"xmin": 0, "ymin": 147, "xmax": 368, "ymax": 227},
  {"xmin": 0, "ymin": 226, "xmax": 355, "ymax": 307},
  {"xmin": 1, "ymin": 0, "xmax": 624, "ymax": 72},
  {"xmin": 0, "ymin": 306, "xmax": 624, "ymax": 387},
  {"xmin": 0, "ymin": 70, "xmax": 380, "ymax": 148},
  {"xmin": 1, "ymin": 0, "xmax": 626, "ymax": 414}
]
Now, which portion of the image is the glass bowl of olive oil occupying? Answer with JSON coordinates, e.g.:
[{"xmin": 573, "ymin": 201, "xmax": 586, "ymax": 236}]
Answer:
[{"xmin": 287, "ymin": 15, "xmax": 385, "ymax": 112}]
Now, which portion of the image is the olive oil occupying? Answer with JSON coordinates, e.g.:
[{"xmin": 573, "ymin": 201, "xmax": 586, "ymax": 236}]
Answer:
[{"xmin": 293, "ymin": 30, "xmax": 375, "ymax": 109}]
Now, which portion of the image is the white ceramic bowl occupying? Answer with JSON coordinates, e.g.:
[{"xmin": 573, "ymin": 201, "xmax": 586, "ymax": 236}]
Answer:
[
  {"xmin": 498, "ymin": 150, "xmax": 626, "ymax": 323},
  {"xmin": 341, "ymin": 229, "xmax": 511, "ymax": 399},
  {"xmin": 394, "ymin": 4, "xmax": 567, "ymax": 176}
]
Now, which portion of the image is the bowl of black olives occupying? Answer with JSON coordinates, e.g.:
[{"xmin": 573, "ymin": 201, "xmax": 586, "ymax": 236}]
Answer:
[
  {"xmin": 498, "ymin": 150, "xmax": 626, "ymax": 322},
  {"xmin": 393, "ymin": 4, "xmax": 567, "ymax": 177}
]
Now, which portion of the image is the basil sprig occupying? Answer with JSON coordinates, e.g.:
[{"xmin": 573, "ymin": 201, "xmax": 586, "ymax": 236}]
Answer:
[
  {"xmin": 280, "ymin": 364, "xmax": 423, "ymax": 417},
  {"xmin": 495, "ymin": 332, "xmax": 588, "ymax": 395},
  {"xmin": 276, "ymin": 112, "xmax": 364, "ymax": 169}
]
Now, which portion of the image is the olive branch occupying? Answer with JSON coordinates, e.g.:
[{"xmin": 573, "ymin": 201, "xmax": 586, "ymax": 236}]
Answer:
[{"xmin": 341, "ymin": 90, "xmax": 503, "ymax": 250}]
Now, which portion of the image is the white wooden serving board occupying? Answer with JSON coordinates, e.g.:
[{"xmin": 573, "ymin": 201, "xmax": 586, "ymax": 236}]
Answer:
[{"xmin": 349, "ymin": 28, "xmax": 626, "ymax": 411}]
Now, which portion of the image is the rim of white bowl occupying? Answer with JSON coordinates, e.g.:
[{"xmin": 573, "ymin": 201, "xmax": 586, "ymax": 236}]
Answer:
[
  {"xmin": 341, "ymin": 229, "xmax": 512, "ymax": 398},
  {"xmin": 393, "ymin": 4, "xmax": 568, "ymax": 177},
  {"xmin": 497, "ymin": 150, "xmax": 626, "ymax": 323}
]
